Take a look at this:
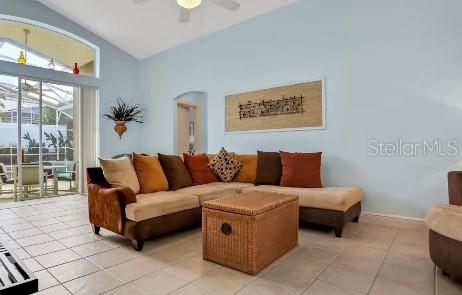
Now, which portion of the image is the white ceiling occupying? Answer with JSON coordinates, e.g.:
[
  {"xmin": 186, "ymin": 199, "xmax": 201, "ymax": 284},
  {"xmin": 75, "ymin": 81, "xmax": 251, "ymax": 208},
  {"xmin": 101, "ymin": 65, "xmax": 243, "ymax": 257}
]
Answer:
[{"xmin": 37, "ymin": 0, "xmax": 299, "ymax": 60}]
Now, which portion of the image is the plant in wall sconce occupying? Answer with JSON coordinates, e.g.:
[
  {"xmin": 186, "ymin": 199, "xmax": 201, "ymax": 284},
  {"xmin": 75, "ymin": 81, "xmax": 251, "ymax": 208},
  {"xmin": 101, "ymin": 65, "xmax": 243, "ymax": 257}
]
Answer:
[{"xmin": 103, "ymin": 98, "xmax": 144, "ymax": 139}]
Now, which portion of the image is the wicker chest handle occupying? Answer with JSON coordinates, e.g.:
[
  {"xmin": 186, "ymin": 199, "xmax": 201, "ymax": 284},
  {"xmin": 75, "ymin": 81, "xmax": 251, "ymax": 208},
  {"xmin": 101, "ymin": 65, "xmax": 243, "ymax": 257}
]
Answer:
[{"xmin": 221, "ymin": 223, "xmax": 232, "ymax": 235}]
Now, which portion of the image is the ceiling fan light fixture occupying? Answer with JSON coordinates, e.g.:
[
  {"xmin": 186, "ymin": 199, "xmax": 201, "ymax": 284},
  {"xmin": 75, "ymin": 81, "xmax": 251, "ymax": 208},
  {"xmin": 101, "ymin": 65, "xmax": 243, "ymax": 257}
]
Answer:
[{"xmin": 177, "ymin": 0, "xmax": 201, "ymax": 9}]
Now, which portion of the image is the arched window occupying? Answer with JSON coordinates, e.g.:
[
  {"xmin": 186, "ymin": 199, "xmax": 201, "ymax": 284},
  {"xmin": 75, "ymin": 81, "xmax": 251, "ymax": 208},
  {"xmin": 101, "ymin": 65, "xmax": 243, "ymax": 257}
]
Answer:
[{"xmin": 0, "ymin": 17, "xmax": 99, "ymax": 77}]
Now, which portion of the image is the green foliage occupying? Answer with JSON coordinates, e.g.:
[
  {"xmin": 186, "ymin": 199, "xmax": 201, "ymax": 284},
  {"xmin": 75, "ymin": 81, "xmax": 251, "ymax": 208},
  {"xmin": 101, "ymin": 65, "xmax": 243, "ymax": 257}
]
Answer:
[
  {"xmin": 22, "ymin": 132, "xmax": 40, "ymax": 151},
  {"xmin": 103, "ymin": 98, "xmax": 143, "ymax": 123}
]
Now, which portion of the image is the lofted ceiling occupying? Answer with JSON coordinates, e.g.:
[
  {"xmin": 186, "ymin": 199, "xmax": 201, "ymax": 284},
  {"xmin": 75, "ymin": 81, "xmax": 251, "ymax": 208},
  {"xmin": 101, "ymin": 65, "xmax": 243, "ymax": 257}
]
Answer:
[{"xmin": 37, "ymin": 0, "xmax": 299, "ymax": 59}]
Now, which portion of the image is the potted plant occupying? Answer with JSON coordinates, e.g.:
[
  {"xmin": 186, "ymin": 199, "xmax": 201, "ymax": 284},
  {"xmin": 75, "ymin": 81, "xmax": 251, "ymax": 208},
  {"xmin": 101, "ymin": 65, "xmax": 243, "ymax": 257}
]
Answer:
[{"xmin": 103, "ymin": 98, "xmax": 143, "ymax": 139}]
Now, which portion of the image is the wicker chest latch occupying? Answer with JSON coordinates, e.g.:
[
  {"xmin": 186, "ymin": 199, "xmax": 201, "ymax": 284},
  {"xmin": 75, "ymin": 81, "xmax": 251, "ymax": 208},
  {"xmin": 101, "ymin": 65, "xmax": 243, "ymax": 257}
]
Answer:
[{"xmin": 221, "ymin": 223, "xmax": 232, "ymax": 235}]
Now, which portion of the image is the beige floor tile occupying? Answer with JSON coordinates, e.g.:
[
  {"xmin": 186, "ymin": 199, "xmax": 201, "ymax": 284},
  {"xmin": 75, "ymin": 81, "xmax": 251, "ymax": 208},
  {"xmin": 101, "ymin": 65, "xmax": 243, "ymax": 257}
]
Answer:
[
  {"xmin": 388, "ymin": 242, "xmax": 430, "ymax": 259},
  {"xmin": 173, "ymin": 284, "xmax": 213, "ymax": 295},
  {"xmin": 47, "ymin": 258, "xmax": 100, "ymax": 283},
  {"xmin": 33, "ymin": 218, "xmax": 61, "ymax": 227},
  {"xmin": 303, "ymin": 280, "xmax": 365, "ymax": 295},
  {"xmin": 106, "ymin": 255, "xmax": 167, "ymax": 282},
  {"xmin": 237, "ymin": 277, "xmax": 296, "ymax": 295},
  {"xmin": 23, "ymin": 257, "xmax": 44, "ymax": 272},
  {"xmin": 58, "ymin": 233, "xmax": 99, "ymax": 248},
  {"xmin": 86, "ymin": 246, "xmax": 141, "ymax": 268},
  {"xmin": 378, "ymin": 261, "xmax": 434, "ymax": 291},
  {"xmin": 49, "ymin": 228, "xmax": 86, "ymax": 239},
  {"xmin": 9, "ymin": 227, "xmax": 44, "ymax": 239},
  {"xmin": 437, "ymin": 269, "xmax": 462, "ymax": 295},
  {"xmin": 12, "ymin": 247, "xmax": 31, "ymax": 259},
  {"xmin": 129, "ymin": 270, "xmax": 188, "ymax": 295},
  {"xmin": 299, "ymin": 232, "xmax": 351, "ymax": 253},
  {"xmin": 1, "ymin": 222, "xmax": 34, "ymax": 232},
  {"xmin": 3, "ymin": 239, "xmax": 21, "ymax": 249},
  {"xmin": 34, "ymin": 269, "xmax": 60, "ymax": 291},
  {"xmin": 194, "ymin": 268, "xmax": 255, "ymax": 295},
  {"xmin": 35, "ymin": 248, "xmax": 82, "ymax": 268},
  {"xmin": 71, "ymin": 239, "xmax": 119, "ymax": 257},
  {"xmin": 16, "ymin": 233, "xmax": 54, "ymax": 247},
  {"xmin": 36, "ymin": 284, "xmax": 72, "ymax": 295},
  {"xmin": 163, "ymin": 257, "xmax": 218, "ymax": 282},
  {"xmin": 332, "ymin": 245, "xmax": 386, "ymax": 275},
  {"xmin": 393, "ymin": 228, "xmax": 428, "ymax": 247},
  {"xmin": 289, "ymin": 246, "xmax": 339, "ymax": 263},
  {"xmin": 369, "ymin": 277, "xmax": 432, "ymax": 295},
  {"xmin": 24, "ymin": 240, "xmax": 66, "ymax": 256},
  {"xmin": 319, "ymin": 264, "xmax": 375, "ymax": 293},
  {"xmin": 103, "ymin": 284, "xmax": 143, "ymax": 295},
  {"xmin": 38, "ymin": 223, "xmax": 72, "ymax": 233},
  {"xmin": 260, "ymin": 257, "xmax": 326, "ymax": 294},
  {"xmin": 64, "ymin": 270, "xmax": 123, "ymax": 295},
  {"xmin": 351, "ymin": 229, "xmax": 395, "ymax": 250}
]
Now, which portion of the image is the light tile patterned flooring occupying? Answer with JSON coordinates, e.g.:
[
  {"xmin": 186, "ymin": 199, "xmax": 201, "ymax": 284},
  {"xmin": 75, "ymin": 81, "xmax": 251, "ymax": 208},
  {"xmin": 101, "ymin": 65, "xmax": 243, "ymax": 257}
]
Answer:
[{"xmin": 0, "ymin": 195, "xmax": 460, "ymax": 295}]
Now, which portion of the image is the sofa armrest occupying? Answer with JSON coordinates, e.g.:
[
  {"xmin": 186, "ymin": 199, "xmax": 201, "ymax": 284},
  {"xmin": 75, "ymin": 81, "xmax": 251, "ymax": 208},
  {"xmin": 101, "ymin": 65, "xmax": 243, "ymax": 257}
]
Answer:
[
  {"xmin": 88, "ymin": 183, "xmax": 137, "ymax": 235},
  {"xmin": 448, "ymin": 171, "xmax": 462, "ymax": 206}
]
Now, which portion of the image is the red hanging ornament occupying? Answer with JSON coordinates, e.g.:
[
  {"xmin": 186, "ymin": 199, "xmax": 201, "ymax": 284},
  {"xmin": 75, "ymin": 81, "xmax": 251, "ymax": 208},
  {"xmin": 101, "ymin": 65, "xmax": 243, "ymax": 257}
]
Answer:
[{"xmin": 73, "ymin": 63, "xmax": 80, "ymax": 75}]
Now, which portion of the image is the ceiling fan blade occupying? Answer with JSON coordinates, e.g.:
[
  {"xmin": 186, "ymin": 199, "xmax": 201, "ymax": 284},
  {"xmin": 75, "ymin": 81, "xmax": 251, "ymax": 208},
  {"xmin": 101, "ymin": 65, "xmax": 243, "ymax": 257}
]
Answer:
[
  {"xmin": 210, "ymin": 0, "xmax": 240, "ymax": 11},
  {"xmin": 179, "ymin": 8, "xmax": 190, "ymax": 23}
]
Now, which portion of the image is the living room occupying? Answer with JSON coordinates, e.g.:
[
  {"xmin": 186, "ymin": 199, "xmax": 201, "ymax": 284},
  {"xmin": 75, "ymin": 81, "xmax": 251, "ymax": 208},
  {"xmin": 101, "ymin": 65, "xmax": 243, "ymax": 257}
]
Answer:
[{"xmin": 0, "ymin": 0, "xmax": 460, "ymax": 294}]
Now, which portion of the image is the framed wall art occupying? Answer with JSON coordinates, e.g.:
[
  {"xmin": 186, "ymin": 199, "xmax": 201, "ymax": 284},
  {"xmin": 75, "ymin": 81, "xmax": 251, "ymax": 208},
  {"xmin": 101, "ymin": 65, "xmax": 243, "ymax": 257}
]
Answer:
[{"xmin": 225, "ymin": 79, "xmax": 325, "ymax": 133}]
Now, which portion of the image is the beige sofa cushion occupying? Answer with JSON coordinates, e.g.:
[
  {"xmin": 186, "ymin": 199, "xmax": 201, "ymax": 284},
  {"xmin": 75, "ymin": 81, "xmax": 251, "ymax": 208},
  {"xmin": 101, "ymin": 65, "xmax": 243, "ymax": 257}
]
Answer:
[
  {"xmin": 99, "ymin": 156, "xmax": 140, "ymax": 194},
  {"xmin": 425, "ymin": 204, "xmax": 462, "ymax": 242},
  {"xmin": 176, "ymin": 182, "xmax": 255, "ymax": 204},
  {"xmin": 242, "ymin": 185, "xmax": 363, "ymax": 212},
  {"xmin": 125, "ymin": 192, "xmax": 199, "ymax": 222}
]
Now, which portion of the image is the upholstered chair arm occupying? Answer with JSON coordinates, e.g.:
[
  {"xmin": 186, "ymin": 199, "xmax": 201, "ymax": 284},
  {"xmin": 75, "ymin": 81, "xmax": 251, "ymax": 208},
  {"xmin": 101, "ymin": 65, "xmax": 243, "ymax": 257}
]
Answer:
[
  {"xmin": 87, "ymin": 183, "xmax": 137, "ymax": 235},
  {"xmin": 448, "ymin": 171, "xmax": 462, "ymax": 206}
]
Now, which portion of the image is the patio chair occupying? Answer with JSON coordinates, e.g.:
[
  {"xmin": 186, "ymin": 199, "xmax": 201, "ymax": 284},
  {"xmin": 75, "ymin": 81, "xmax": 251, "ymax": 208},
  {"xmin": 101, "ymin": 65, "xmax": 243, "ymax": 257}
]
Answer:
[
  {"xmin": 13, "ymin": 165, "xmax": 48, "ymax": 199},
  {"xmin": 0, "ymin": 163, "xmax": 15, "ymax": 195},
  {"xmin": 58, "ymin": 161, "xmax": 79, "ymax": 191}
]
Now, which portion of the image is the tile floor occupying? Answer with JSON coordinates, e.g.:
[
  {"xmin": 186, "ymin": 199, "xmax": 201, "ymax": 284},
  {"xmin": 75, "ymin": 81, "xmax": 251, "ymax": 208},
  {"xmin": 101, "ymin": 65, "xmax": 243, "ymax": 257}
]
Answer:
[{"xmin": 0, "ymin": 195, "xmax": 460, "ymax": 295}]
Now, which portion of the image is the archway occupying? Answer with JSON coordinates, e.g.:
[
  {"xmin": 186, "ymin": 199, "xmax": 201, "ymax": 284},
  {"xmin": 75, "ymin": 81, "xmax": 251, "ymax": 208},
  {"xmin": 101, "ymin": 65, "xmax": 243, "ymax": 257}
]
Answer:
[{"xmin": 173, "ymin": 91, "xmax": 208, "ymax": 154}]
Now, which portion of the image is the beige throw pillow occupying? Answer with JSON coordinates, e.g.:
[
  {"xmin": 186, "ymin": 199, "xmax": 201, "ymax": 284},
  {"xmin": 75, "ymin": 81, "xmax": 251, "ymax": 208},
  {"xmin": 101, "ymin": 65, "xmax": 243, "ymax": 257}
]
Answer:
[{"xmin": 99, "ymin": 156, "xmax": 140, "ymax": 194}]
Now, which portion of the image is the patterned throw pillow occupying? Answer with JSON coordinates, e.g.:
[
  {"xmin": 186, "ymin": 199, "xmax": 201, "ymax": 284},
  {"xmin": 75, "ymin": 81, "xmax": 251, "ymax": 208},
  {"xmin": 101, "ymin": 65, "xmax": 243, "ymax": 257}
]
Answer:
[{"xmin": 208, "ymin": 148, "xmax": 242, "ymax": 183}]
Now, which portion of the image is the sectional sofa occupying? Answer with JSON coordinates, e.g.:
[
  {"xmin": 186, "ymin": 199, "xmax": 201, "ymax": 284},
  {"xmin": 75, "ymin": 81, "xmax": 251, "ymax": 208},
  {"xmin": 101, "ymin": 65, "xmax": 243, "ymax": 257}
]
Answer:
[{"xmin": 87, "ymin": 152, "xmax": 363, "ymax": 251}]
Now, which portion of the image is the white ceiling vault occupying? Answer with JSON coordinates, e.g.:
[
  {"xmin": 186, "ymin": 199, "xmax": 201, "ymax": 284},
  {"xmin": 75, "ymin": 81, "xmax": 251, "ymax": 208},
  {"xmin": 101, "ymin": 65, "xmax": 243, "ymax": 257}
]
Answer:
[{"xmin": 37, "ymin": 0, "xmax": 299, "ymax": 60}]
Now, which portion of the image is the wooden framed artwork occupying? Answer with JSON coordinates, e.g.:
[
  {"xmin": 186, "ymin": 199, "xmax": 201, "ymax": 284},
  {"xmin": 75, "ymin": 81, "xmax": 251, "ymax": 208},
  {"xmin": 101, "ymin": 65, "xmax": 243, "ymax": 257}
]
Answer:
[{"xmin": 225, "ymin": 79, "xmax": 325, "ymax": 133}]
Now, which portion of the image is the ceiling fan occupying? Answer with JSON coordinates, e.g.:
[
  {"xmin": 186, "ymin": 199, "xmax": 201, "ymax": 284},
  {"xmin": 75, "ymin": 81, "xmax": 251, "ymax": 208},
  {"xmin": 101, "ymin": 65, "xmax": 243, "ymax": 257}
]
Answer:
[{"xmin": 133, "ymin": 0, "xmax": 240, "ymax": 23}]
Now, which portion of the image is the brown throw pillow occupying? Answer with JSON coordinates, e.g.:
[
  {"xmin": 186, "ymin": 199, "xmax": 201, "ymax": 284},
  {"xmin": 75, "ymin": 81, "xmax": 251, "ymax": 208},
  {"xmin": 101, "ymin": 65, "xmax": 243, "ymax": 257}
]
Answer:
[
  {"xmin": 99, "ymin": 156, "xmax": 140, "ymax": 194},
  {"xmin": 233, "ymin": 154, "xmax": 257, "ymax": 183},
  {"xmin": 183, "ymin": 153, "xmax": 219, "ymax": 185},
  {"xmin": 208, "ymin": 148, "xmax": 242, "ymax": 183},
  {"xmin": 280, "ymin": 151, "xmax": 322, "ymax": 188},
  {"xmin": 158, "ymin": 154, "xmax": 193, "ymax": 190},
  {"xmin": 132, "ymin": 153, "xmax": 169, "ymax": 193},
  {"xmin": 254, "ymin": 151, "xmax": 282, "ymax": 185}
]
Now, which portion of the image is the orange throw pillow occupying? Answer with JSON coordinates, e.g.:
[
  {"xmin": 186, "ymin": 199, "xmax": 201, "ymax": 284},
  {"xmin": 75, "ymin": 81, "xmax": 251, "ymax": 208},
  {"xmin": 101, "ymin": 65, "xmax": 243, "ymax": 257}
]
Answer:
[
  {"xmin": 280, "ymin": 151, "xmax": 322, "ymax": 188},
  {"xmin": 233, "ymin": 154, "xmax": 257, "ymax": 183},
  {"xmin": 132, "ymin": 153, "xmax": 169, "ymax": 193},
  {"xmin": 183, "ymin": 153, "xmax": 219, "ymax": 185}
]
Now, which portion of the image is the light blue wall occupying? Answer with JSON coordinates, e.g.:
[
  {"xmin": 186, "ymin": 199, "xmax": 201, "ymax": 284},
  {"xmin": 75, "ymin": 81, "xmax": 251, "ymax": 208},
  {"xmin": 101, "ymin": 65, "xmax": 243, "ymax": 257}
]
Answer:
[
  {"xmin": 0, "ymin": 0, "xmax": 141, "ymax": 157},
  {"xmin": 139, "ymin": 0, "xmax": 462, "ymax": 218}
]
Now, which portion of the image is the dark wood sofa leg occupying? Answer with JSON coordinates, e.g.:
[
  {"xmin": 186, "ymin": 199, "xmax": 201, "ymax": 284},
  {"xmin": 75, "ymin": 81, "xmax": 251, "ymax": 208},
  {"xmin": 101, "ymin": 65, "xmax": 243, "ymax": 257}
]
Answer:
[
  {"xmin": 132, "ymin": 240, "xmax": 144, "ymax": 251},
  {"xmin": 334, "ymin": 227, "xmax": 343, "ymax": 238},
  {"xmin": 353, "ymin": 215, "xmax": 360, "ymax": 223},
  {"xmin": 91, "ymin": 224, "xmax": 100, "ymax": 235}
]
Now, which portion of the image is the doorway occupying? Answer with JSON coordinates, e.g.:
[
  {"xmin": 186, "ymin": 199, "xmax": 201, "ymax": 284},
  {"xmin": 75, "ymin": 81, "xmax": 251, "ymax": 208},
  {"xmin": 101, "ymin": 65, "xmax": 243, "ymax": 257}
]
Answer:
[
  {"xmin": 174, "ymin": 91, "xmax": 207, "ymax": 154},
  {"xmin": 0, "ymin": 74, "xmax": 80, "ymax": 201}
]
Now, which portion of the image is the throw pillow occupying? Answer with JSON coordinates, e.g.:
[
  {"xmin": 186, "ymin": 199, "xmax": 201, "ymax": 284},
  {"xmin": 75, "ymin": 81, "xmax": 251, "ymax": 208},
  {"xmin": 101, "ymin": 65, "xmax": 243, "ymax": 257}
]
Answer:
[
  {"xmin": 280, "ymin": 151, "xmax": 323, "ymax": 188},
  {"xmin": 208, "ymin": 148, "xmax": 242, "ymax": 183},
  {"xmin": 183, "ymin": 153, "xmax": 219, "ymax": 185},
  {"xmin": 157, "ymin": 154, "xmax": 193, "ymax": 190},
  {"xmin": 99, "ymin": 156, "xmax": 140, "ymax": 194},
  {"xmin": 132, "ymin": 153, "xmax": 169, "ymax": 194},
  {"xmin": 254, "ymin": 151, "xmax": 282, "ymax": 185},
  {"xmin": 233, "ymin": 154, "xmax": 257, "ymax": 183}
]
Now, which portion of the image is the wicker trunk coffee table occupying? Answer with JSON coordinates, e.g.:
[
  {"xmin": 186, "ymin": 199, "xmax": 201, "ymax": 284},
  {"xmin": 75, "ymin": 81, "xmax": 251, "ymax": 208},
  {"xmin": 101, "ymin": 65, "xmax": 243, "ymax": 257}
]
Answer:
[{"xmin": 202, "ymin": 191, "xmax": 298, "ymax": 275}]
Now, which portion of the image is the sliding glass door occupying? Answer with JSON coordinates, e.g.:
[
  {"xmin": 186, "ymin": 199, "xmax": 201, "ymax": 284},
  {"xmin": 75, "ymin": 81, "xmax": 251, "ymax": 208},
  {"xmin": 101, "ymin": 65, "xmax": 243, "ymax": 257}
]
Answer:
[{"xmin": 0, "ymin": 74, "xmax": 80, "ymax": 201}]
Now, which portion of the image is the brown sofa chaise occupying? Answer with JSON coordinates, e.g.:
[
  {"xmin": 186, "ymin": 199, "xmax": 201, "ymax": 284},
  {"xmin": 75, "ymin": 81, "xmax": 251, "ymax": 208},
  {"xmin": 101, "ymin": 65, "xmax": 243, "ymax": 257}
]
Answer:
[
  {"xmin": 87, "ymin": 159, "xmax": 363, "ymax": 251},
  {"xmin": 424, "ymin": 171, "xmax": 462, "ymax": 282}
]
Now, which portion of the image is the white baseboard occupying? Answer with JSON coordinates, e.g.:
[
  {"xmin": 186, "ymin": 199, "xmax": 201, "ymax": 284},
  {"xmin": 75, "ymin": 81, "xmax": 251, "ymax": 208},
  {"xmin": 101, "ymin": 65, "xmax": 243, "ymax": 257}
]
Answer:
[{"xmin": 363, "ymin": 211, "xmax": 424, "ymax": 222}]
